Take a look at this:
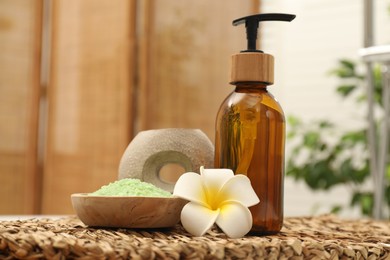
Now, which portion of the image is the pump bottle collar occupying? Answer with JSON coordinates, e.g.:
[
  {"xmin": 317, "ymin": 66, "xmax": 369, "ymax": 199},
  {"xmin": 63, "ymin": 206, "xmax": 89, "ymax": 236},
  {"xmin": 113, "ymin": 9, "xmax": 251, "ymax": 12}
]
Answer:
[
  {"xmin": 230, "ymin": 13, "xmax": 296, "ymax": 85},
  {"xmin": 233, "ymin": 13, "xmax": 296, "ymax": 53}
]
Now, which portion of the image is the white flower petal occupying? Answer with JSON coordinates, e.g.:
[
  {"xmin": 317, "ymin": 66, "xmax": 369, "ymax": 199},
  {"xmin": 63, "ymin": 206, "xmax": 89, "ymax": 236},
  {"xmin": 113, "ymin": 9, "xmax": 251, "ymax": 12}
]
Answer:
[
  {"xmin": 173, "ymin": 172, "xmax": 207, "ymax": 206},
  {"xmin": 216, "ymin": 201, "xmax": 252, "ymax": 238},
  {"xmin": 201, "ymin": 167, "xmax": 235, "ymax": 198},
  {"xmin": 218, "ymin": 175, "xmax": 260, "ymax": 207},
  {"xmin": 180, "ymin": 202, "xmax": 220, "ymax": 236}
]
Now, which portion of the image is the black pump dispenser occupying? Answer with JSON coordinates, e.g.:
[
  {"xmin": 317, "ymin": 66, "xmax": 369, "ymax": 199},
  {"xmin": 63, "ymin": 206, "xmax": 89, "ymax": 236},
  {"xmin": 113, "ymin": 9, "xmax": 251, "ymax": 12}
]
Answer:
[
  {"xmin": 233, "ymin": 13, "xmax": 296, "ymax": 53},
  {"xmin": 229, "ymin": 13, "xmax": 296, "ymax": 84}
]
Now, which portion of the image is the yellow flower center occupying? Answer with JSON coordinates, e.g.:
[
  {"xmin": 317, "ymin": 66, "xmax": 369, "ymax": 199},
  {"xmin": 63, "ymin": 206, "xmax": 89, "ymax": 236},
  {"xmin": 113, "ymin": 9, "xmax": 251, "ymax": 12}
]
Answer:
[{"xmin": 204, "ymin": 186, "xmax": 222, "ymax": 211}]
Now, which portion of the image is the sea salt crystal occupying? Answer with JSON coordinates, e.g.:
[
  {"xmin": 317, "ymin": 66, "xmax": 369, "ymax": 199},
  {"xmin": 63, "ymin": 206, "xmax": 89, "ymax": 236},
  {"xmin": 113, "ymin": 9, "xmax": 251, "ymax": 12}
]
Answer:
[{"xmin": 90, "ymin": 179, "xmax": 172, "ymax": 197}]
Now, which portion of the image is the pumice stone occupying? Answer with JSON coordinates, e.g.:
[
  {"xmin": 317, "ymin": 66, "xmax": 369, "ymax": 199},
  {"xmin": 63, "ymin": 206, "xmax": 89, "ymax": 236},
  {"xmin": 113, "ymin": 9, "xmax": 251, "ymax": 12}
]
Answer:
[{"xmin": 118, "ymin": 128, "xmax": 214, "ymax": 192}]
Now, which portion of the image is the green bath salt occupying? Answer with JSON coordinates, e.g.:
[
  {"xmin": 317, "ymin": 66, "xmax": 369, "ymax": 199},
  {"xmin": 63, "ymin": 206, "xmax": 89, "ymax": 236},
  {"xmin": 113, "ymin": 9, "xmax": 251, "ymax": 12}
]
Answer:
[{"xmin": 90, "ymin": 178, "xmax": 172, "ymax": 197}]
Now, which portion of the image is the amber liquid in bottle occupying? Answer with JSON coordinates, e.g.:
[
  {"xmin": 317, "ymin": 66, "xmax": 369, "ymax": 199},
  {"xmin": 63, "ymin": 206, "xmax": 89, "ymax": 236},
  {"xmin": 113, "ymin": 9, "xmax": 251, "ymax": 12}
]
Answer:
[{"xmin": 214, "ymin": 83, "xmax": 285, "ymax": 234}]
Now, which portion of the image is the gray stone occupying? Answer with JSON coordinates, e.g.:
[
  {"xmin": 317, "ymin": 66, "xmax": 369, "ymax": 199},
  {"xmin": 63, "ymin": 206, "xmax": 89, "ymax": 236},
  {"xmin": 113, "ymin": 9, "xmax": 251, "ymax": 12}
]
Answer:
[{"xmin": 118, "ymin": 128, "xmax": 214, "ymax": 192}]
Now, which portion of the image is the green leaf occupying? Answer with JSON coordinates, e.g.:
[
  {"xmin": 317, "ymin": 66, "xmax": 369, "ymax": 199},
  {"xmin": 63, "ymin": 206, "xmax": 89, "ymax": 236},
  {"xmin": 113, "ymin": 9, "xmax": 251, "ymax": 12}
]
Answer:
[
  {"xmin": 338, "ymin": 159, "xmax": 368, "ymax": 184},
  {"xmin": 331, "ymin": 205, "xmax": 342, "ymax": 214},
  {"xmin": 340, "ymin": 130, "xmax": 366, "ymax": 144},
  {"xmin": 330, "ymin": 68, "xmax": 354, "ymax": 78},
  {"xmin": 385, "ymin": 185, "xmax": 390, "ymax": 206},
  {"xmin": 340, "ymin": 59, "xmax": 355, "ymax": 71},
  {"xmin": 350, "ymin": 192, "xmax": 361, "ymax": 206},
  {"xmin": 372, "ymin": 64, "xmax": 384, "ymax": 106},
  {"xmin": 319, "ymin": 143, "xmax": 327, "ymax": 151},
  {"xmin": 319, "ymin": 120, "xmax": 333, "ymax": 129},
  {"xmin": 287, "ymin": 131, "xmax": 296, "ymax": 139},
  {"xmin": 287, "ymin": 115, "xmax": 301, "ymax": 128},
  {"xmin": 304, "ymin": 161, "xmax": 339, "ymax": 190},
  {"xmin": 339, "ymin": 159, "xmax": 353, "ymax": 182},
  {"xmin": 353, "ymin": 164, "xmax": 369, "ymax": 183},
  {"xmin": 336, "ymin": 85, "xmax": 356, "ymax": 97},
  {"xmin": 303, "ymin": 132, "xmax": 320, "ymax": 148},
  {"xmin": 329, "ymin": 59, "xmax": 356, "ymax": 78},
  {"xmin": 387, "ymin": 164, "xmax": 390, "ymax": 180},
  {"xmin": 351, "ymin": 192, "xmax": 373, "ymax": 216},
  {"xmin": 360, "ymin": 193, "xmax": 373, "ymax": 216}
]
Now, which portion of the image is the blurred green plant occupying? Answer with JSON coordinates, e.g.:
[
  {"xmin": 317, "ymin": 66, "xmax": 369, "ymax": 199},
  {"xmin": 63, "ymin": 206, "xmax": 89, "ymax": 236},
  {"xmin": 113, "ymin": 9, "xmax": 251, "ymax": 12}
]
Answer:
[{"xmin": 286, "ymin": 59, "xmax": 390, "ymax": 217}]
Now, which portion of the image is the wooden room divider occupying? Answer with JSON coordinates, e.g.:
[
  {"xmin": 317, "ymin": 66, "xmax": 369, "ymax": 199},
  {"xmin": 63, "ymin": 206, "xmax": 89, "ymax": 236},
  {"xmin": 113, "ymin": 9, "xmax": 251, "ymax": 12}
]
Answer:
[{"xmin": 0, "ymin": 0, "xmax": 258, "ymax": 214}]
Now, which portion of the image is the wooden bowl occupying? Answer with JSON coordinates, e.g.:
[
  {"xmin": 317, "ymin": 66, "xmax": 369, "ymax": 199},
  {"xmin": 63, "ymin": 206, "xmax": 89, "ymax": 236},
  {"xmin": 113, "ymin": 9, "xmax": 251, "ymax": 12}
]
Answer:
[{"xmin": 71, "ymin": 193, "xmax": 187, "ymax": 228}]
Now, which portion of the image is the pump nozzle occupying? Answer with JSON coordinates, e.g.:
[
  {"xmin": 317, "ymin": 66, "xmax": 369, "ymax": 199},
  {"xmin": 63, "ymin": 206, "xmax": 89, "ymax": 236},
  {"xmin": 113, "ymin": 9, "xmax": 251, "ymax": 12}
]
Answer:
[{"xmin": 233, "ymin": 13, "xmax": 296, "ymax": 53}]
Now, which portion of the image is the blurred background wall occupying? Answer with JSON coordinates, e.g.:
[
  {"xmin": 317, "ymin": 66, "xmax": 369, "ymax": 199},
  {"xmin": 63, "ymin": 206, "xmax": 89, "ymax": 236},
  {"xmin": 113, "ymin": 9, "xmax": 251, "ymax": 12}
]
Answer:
[
  {"xmin": 0, "ymin": 0, "xmax": 389, "ymax": 216},
  {"xmin": 0, "ymin": 0, "xmax": 258, "ymax": 214}
]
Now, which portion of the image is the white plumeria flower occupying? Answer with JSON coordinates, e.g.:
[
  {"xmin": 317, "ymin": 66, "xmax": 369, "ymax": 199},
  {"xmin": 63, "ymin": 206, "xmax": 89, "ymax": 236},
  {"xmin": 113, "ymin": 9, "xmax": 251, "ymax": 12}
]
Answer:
[{"xmin": 173, "ymin": 166, "xmax": 260, "ymax": 238}]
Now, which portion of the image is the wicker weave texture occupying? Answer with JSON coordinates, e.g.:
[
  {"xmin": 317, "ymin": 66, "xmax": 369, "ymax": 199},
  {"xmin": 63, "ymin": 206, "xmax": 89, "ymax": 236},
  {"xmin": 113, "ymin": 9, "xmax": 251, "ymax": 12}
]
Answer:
[{"xmin": 0, "ymin": 215, "xmax": 389, "ymax": 259}]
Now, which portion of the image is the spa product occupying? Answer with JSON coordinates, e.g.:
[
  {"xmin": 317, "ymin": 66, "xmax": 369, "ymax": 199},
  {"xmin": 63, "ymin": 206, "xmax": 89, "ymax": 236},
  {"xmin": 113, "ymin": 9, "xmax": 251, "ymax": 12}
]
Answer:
[
  {"xmin": 214, "ymin": 13, "xmax": 295, "ymax": 234},
  {"xmin": 91, "ymin": 178, "xmax": 172, "ymax": 197}
]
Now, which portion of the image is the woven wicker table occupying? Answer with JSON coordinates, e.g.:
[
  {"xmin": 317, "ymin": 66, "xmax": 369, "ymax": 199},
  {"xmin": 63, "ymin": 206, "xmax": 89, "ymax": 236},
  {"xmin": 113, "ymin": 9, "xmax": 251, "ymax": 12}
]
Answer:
[{"xmin": 0, "ymin": 215, "xmax": 389, "ymax": 259}]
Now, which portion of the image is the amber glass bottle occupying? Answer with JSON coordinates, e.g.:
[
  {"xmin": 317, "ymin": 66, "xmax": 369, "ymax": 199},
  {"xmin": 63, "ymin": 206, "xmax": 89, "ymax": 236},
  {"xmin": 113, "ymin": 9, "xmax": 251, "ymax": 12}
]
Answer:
[
  {"xmin": 214, "ymin": 13, "xmax": 295, "ymax": 234},
  {"xmin": 214, "ymin": 83, "xmax": 285, "ymax": 234}
]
